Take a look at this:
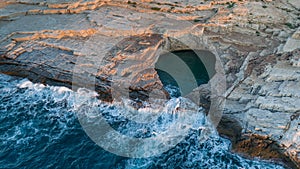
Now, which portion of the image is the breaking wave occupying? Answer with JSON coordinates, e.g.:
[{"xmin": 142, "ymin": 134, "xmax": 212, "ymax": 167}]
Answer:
[{"xmin": 0, "ymin": 74, "xmax": 286, "ymax": 168}]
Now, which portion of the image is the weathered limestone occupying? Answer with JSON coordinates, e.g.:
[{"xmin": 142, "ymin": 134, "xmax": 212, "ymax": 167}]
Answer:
[
  {"xmin": 288, "ymin": 0, "xmax": 300, "ymax": 10},
  {"xmin": 283, "ymin": 28, "xmax": 300, "ymax": 52},
  {"xmin": 1, "ymin": 0, "xmax": 300, "ymax": 167},
  {"xmin": 225, "ymin": 50, "xmax": 300, "ymax": 168}
]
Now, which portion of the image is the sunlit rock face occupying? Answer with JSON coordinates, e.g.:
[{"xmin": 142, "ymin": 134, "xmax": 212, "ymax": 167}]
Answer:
[{"xmin": 0, "ymin": 0, "xmax": 300, "ymax": 167}]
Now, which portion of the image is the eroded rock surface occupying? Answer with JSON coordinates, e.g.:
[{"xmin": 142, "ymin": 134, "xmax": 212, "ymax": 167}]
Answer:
[
  {"xmin": 225, "ymin": 50, "xmax": 300, "ymax": 168},
  {"xmin": 0, "ymin": 0, "xmax": 300, "ymax": 167}
]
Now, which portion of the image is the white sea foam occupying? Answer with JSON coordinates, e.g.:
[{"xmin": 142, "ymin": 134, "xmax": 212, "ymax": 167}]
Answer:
[
  {"xmin": 52, "ymin": 86, "xmax": 72, "ymax": 94},
  {"xmin": 0, "ymin": 73, "xmax": 286, "ymax": 169},
  {"xmin": 17, "ymin": 79, "xmax": 34, "ymax": 88}
]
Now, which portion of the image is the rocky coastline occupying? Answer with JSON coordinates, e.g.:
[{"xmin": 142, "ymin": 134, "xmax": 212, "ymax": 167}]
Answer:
[{"xmin": 0, "ymin": 0, "xmax": 299, "ymax": 168}]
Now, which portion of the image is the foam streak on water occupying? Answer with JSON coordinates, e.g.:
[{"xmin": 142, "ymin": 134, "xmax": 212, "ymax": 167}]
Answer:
[{"xmin": 0, "ymin": 74, "xmax": 286, "ymax": 169}]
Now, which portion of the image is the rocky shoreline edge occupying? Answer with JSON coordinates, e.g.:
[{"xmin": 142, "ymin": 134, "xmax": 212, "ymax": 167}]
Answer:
[{"xmin": 1, "ymin": 0, "xmax": 299, "ymax": 168}]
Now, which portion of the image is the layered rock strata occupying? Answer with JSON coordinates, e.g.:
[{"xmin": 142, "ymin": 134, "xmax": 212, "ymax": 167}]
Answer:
[{"xmin": 0, "ymin": 0, "xmax": 299, "ymax": 167}]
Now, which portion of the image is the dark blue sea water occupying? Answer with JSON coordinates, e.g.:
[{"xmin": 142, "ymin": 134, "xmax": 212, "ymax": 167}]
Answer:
[{"xmin": 0, "ymin": 74, "xmax": 287, "ymax": 169}]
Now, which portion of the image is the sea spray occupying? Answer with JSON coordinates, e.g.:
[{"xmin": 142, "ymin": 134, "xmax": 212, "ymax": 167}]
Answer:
[{"xmin": 0, "ymin": 74, "xmax": 286, "ymax": 168}]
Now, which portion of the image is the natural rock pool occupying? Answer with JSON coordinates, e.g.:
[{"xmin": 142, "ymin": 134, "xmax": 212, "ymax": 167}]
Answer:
[
  {"xmin": 155, "ymin": 50, "xmax": 211, "ymax": 97},
  {"xmin": 0, "ymin": 73, "xmax": 287, "ymax": 168}
]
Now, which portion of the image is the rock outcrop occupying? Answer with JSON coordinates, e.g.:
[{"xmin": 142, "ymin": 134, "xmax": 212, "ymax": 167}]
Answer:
[
  {"xmin": 283, "ymin": 28, "xmax": 300, "ymax": 53},
  {"xmin": 224, "ymin": 49, "xmax": 300, "ymax": 168},
  {"xmin": 0, "ymin": 0, "xmax": 300, "ymax": 167}
]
